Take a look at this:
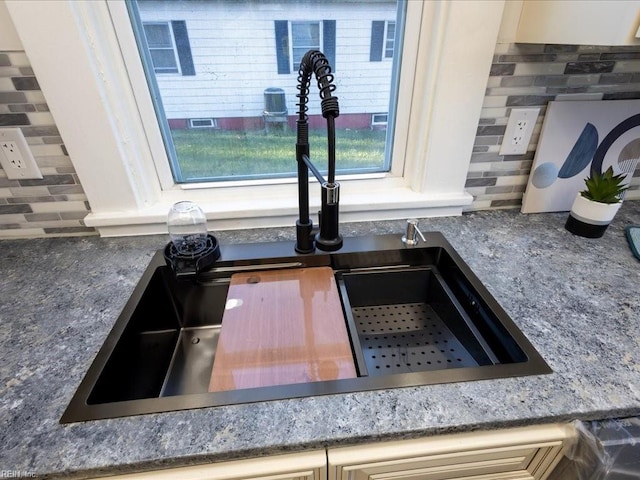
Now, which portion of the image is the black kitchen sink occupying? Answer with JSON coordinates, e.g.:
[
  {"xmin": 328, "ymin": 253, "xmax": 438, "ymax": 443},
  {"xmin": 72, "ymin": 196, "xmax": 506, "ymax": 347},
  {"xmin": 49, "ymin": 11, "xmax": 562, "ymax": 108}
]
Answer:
[{"xmin": 61, "ymin": 233, "xmax": 550, "ymax": 423}]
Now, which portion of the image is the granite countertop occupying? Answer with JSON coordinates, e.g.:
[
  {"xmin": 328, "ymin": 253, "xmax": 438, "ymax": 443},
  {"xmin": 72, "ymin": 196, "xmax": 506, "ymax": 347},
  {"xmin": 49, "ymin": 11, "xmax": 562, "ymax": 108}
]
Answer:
[{"xmin": 1, "ymin": 204, "xmax": 639, "ymax": 479}]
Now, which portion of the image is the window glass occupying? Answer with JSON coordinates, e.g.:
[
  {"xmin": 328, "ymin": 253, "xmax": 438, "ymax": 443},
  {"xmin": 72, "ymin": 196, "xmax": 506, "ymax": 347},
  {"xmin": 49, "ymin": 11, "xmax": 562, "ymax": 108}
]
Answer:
[
  {"xmin": 143, "ymin": 23, "xmax": 171, "ymax": 46},
  {"xmin": 130, "ymin": 0, "xmax": 403, "ymax": 183},
  {"xmin": 292, "ymin": 22, "xmax": 321, "ymax": 71},
  {"xmin": 143, "ymin": 23, "xmax": 179, "ymax": 73},
  {"xmin": 385, "ymin": 21, "xmax": 395, "ymax": 59}
]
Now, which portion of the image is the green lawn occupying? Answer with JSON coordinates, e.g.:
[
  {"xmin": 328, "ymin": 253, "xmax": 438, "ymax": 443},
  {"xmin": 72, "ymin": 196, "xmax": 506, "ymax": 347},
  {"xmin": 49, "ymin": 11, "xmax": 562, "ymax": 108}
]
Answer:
[{"xmin": 170, "ymin": 128, "xmax": 387, "ymax": 181}]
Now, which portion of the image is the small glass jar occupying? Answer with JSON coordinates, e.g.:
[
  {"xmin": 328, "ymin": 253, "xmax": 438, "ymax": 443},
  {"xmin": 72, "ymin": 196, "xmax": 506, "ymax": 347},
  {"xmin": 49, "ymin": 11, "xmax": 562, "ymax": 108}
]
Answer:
[{"xmin": 167, "ymin": 201, "xmax": 208, "ymax": 255}]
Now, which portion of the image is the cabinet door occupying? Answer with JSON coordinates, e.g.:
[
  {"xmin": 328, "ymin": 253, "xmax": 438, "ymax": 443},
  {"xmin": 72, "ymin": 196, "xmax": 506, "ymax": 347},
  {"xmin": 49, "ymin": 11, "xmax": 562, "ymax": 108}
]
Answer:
[
  {"xmin": 515, "ymin": 1, "xmax": 640, "ymax": 46},
  {"xmin": 94, "ymin": 450, "xmax": 327, "ymax": 480},
  {"xmin": 328, "ymin": 424, "xmax": 572, "ymax": 480}
]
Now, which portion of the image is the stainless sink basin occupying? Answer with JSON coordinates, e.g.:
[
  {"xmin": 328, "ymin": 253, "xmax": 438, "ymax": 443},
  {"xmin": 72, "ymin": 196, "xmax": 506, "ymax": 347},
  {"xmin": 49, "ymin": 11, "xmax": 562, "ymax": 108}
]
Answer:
[{"xmin": 61, "ymin": 233, "xmax": 550, "ymax": 423}]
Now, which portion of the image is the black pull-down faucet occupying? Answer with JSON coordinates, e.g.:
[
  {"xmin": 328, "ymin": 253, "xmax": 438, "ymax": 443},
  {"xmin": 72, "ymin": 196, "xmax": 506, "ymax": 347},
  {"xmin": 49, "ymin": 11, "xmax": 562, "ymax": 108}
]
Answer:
[{"xmin": 295, "ymin": 50, "xmax": 343, "ymax": 253}]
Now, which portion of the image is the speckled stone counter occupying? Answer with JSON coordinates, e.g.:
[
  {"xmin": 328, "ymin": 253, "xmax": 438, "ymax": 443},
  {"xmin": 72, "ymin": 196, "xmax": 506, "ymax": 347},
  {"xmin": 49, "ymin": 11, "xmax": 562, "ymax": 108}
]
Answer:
[{"xmin": 1, "ymin": 204, "xmax": 639, "ymax": 479}]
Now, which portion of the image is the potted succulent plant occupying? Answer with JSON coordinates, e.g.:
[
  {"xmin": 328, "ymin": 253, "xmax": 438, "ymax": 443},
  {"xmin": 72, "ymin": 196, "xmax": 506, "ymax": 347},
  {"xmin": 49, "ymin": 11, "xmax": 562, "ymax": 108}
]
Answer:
[{"xmin": 565, "ymin": 166, "xmax": 628, "ymax": 238}]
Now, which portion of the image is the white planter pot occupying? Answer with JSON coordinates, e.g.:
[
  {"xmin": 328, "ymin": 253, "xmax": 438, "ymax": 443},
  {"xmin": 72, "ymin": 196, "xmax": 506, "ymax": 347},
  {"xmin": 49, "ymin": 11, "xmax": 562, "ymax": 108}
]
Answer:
[{"xmin": 565, "ymin": 193, "xmax": 622, "ymax": 238}]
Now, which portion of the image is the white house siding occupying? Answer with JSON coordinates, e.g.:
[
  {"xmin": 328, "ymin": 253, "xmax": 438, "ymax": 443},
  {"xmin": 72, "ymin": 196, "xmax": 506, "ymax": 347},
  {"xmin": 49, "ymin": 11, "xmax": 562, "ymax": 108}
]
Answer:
[{"xmin": 137, "ymin": 0, "xmax": 397, "ymax": 129}]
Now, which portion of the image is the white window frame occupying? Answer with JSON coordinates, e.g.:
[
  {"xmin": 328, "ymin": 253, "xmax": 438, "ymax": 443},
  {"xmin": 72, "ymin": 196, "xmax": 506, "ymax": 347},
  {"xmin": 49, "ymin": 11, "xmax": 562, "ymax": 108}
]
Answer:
[
  {"xmin": 384, "ymin": 20, "xmax": 395, "ymax": 59},
  {"xmin": 371, "ymin": 113, "xmax": 388, "ymax": 128},
  {"xmin": 290, "ymin": 20, "xmax": 323, "ymax": 72},
  {"xmin": 189, "ymin": 118, "xmax": 217, "ymax": 129},
  {"xmin": 142, "ymin": 21, "xmax": 180, "ymax": 75},
  {"xmin": 5, "ymin": 0, "xmax": 505, "ymax": 237}
]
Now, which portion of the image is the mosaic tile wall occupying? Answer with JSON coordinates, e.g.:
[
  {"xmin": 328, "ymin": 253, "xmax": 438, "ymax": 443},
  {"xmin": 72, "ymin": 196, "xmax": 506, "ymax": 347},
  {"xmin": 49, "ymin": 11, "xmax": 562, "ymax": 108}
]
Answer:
[
  {"xmin": 466, "ymin": 43, "xmax": 640, "ymax": 211},
  {"xmin": 0, "ymin": 51, "xmax": 96, "ymax": 238},
  {"xmin": 2, "ymin": 44, "xmax": 640, "ymax": 238}
]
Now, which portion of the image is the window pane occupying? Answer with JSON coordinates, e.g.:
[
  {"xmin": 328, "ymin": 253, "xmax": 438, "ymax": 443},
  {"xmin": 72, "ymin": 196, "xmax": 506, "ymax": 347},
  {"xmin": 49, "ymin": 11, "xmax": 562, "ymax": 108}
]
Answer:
[
  {"xmin": 292, "ymin": 22, "xmax": 320, "ymax": 46},
  {"xmin": 143, "ymin": 22, "xmax": 179, "ymax": 73},
  {"xmin": 143, "ymin": 23, "xmax": 172, "ymax": 48},
  {"xmin": 130, "ymin": 0, "xmax": 403, "ymax": 183},
  {"xmin": 150, "ymin": 49, "xmax": 179, "ymax": 72},
  {"xmin": 292, "ymin": 22, "xmax": 321, "ymax": 71},
  {"xmin": 385, "ymin": 21, "xmax": 395, "ymax": 58}
]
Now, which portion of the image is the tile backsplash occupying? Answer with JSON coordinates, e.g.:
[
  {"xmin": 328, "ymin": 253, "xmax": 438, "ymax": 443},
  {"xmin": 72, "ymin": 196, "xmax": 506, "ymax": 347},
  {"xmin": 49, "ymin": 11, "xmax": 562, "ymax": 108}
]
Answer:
[
  {"xmin": 0, "ymin": 51, "xmax": 95, "ymax": 238},
  {"xmin": 466, "ymin": 43, "xmax": 640, "ymax": 211},
  {"xmin": 1, "ymin": 44, "xmax": 639, "ymax": 238}
]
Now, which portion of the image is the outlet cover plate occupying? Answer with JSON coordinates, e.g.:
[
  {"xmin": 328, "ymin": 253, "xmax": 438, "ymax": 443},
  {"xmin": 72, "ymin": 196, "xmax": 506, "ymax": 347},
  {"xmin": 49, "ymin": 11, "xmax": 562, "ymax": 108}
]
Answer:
[
  {"xmin": 0, "ymin": 128, "xmax": 42, "ymax": 180},
  {"xmin": 499, "ymin": 107, "xmax": 540, "ymax": 156}
]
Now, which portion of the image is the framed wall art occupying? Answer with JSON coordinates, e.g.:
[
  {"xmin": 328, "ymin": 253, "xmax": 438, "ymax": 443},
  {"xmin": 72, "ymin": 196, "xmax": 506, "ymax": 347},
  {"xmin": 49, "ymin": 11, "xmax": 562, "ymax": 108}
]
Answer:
[{"xmin": 522, "ymin": 100, "xmax": 640, "ymax": 213}]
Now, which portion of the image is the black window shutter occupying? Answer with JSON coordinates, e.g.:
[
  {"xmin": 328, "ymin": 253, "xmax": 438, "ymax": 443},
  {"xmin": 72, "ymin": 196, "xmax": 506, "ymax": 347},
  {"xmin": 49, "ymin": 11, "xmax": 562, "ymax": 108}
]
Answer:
[
  {"xmin": 323, "ymin": 20, "xmax": 336, "ymax": 70},
  {"xmin": 275, "ymin": 20, "xmax": 290, "ymax": 74},
  {"xmin": 370, "ymin": 21, "xmax": 384, "ymax": 62},
  {"xmin": 171, "ymin": 21, "xmax": 195, "ymax": 76}
]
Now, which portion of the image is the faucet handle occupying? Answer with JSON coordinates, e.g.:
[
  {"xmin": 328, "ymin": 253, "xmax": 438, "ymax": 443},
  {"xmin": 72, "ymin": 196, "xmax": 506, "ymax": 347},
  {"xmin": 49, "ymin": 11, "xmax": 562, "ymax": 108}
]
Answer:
[{"xmin": 402, "ymin": 218, "xmax": 426, "ymax": 246}]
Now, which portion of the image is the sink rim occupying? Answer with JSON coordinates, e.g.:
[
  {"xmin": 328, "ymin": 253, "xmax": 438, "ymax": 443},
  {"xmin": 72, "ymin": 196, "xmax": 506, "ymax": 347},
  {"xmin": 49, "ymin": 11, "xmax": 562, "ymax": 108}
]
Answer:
[{"xmin": 61, "ymin": 233, "xmax": 551, "ymax": 423}]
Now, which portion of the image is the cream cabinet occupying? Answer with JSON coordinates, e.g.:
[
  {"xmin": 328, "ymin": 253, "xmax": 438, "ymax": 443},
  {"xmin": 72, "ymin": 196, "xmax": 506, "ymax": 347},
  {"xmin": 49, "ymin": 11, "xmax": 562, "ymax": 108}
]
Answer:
[
  {"xmin": 93, "ymin": 424, "xmax": 572, "ymax": 480},
  {"xmin": 95, "ymin": 450, "xmax": 327, "ymax": 480},
  {"xmin": 515, "ymin": 0, "xmax": 640, "ymax": 46},
  {"xmin": 327, "ymin": 424, "xmax": 572, "ymax": 480}
]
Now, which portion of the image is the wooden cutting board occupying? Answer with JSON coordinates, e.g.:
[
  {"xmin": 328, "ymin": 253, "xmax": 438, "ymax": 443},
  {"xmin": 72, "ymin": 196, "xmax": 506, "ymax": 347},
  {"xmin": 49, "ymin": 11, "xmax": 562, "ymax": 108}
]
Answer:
[{"xmin": 209, "ymin": 267, "xmax": 357, "ymax": 392}]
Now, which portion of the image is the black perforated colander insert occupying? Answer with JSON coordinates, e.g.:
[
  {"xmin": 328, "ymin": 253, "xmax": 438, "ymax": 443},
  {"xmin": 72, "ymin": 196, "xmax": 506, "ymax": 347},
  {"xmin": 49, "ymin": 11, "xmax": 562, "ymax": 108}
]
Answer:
[{"xmin": 353, "ymin": 302, "xmax": 480, "ymax": 375}]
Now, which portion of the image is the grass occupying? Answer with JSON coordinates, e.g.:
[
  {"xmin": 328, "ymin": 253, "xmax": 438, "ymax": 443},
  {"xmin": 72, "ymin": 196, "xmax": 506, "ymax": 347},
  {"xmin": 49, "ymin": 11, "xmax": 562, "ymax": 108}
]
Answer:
[{"xmin": 170, "ymin": 128, "xmax": 387, "ymax": 181}]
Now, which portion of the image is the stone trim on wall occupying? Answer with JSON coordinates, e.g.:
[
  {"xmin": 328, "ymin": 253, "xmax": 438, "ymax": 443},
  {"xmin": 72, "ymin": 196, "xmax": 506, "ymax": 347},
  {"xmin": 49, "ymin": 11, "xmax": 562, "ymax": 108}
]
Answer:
[
  {"xmin": 0, "ymin": 51, "xmax": 95, "ymax": 238},
  {"xmin": 466, "ymin": 43, "xmax": 640, "ymax": 212}
]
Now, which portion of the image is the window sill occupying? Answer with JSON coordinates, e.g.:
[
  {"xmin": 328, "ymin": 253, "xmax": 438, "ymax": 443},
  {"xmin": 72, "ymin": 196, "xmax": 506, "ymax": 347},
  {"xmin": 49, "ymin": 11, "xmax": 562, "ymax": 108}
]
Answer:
[
  {"xmin": 7, "ymin": 0, "xmax": 503, "ymax": 237},
  {"xmin": 84, "ymin": 177, "xmax": 473, "ymax": 236}
]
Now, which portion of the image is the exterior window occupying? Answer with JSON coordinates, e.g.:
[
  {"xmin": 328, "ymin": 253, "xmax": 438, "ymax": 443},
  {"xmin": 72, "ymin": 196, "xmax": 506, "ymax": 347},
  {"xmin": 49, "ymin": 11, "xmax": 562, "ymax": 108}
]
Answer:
[
  {"xmin": 143, "ymin": 23, "xmax": 179, "ymax": 74},
  {"xmin": 370, "ymin": 20, "xmax": 395, "ymax": 61},
  {"xmin": 131, "ymin": 1, "xmax": 401, "ymax": 183},
  {"xmin": 291, "ymin": 22, "xmax": 321, "ymax": 71},
  {"xmin": 275, "ymin": 20, "xmax": 336, "ymax": 75},
  {"xmin": 371, "ymin": 113, "xmax": 388, "ymax": 128},
  {"xmin": 189, "ymin": 118, "xmax": 217, "ymax": 128},
  {"xmin": 142, "ymin": 21, "xmax": 195, "ymax": 76},
  {"xmin": 385, "ymin": 21, "xmax": 395, "ymax": 58}
]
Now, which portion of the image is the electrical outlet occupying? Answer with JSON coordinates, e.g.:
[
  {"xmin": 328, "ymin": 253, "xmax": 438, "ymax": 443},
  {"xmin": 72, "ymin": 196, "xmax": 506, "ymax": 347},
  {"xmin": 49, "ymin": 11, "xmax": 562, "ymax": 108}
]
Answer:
[
  {"xmin": 0, "ymin": 128, "xmax": 42, "ymax": 179},
  {"xmin": 2, "ymin": 141, "xmax": 26, "ymax": 169},
  {"xmin": 499, "ymin": 107, "xmax": 540, "ymax": 156}
]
